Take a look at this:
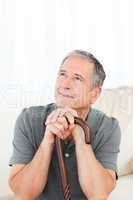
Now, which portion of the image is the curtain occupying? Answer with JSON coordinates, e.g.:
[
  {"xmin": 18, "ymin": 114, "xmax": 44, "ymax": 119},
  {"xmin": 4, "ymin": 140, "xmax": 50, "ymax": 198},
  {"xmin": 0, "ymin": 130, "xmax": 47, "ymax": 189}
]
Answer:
[{"xmin": 0, "ymin": 0, "xmax": 132, "ymax": 107}]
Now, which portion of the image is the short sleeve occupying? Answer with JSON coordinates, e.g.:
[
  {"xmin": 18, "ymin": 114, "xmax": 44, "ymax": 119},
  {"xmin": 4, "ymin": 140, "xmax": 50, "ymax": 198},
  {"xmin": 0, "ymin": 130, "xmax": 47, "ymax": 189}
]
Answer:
[
  {"xmin": 9, "ymin": 108, "xmax": 35, "ymax": 166},
  {"xmin": 94, "ymin": 117, "xmax": 121, "ymax": 176}
]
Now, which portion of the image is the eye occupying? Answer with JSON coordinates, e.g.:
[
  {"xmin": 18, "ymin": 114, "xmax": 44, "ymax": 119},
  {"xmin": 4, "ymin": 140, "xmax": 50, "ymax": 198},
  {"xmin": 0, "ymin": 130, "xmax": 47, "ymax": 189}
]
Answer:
[
  {"xmin": 60, "ymin": 72, "xmax": 65, "ymax": 76},
  {"xmin": 75, "ymin": 76, "xmax": 82, "ymax": 81},
  {"xmin": 75, "ymin": 77, "xmax": 80, "ymax": 80},
  {"xmin": 58, "ymin": 72, "xmax": 66, "ymax": 78}
]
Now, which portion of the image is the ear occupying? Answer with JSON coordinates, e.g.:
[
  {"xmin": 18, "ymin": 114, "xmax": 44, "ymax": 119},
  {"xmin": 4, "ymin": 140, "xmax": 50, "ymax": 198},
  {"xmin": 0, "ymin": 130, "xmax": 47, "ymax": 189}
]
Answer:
[{"xmin": 90, "ymin": 87, "xmax": 101, "ymax": 105}]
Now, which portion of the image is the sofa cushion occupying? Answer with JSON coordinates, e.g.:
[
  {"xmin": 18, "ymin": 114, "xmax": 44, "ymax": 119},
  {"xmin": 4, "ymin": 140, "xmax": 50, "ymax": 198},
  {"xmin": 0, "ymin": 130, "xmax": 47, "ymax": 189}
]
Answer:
[
  {"xmin": 109, "ymin": 174, "xmax": 133, "ymax": 200},
  {"xmin": 0, "ymin": 194, "xmax": 14, "ymax": 200},
  {"xmin": 94, "ymin": 87, "xmax": 133, "ymax": 176}
]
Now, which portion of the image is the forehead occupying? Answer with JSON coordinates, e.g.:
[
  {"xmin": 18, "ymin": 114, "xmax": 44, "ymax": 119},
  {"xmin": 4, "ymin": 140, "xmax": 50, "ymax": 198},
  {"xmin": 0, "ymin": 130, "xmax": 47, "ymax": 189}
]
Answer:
[{"xmin": 60, "ymin": 55, "xmax": 95, "ymax": 77}]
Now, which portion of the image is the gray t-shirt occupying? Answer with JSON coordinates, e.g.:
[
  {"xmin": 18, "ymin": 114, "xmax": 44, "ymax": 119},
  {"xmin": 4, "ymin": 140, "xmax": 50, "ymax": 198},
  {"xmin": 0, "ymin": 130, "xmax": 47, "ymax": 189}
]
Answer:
[{"xmin": 9, "ymin": 103, "xmax": 121, "ymax": 200}]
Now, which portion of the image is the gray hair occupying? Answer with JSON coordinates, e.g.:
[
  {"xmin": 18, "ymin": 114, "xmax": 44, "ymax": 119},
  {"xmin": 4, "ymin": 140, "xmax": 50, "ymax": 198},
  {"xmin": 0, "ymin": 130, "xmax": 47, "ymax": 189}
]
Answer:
[{"xmin": 61, "ymin": 50, "xmax": 106, "ymax": 88}]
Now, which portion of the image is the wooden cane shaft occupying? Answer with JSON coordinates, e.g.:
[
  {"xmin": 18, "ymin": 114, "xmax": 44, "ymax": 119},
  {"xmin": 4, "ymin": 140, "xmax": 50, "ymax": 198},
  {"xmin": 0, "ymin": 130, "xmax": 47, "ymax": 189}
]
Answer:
[{"xmin": 55, "ymin": 116, "xmax": 91, "ymax": 200}]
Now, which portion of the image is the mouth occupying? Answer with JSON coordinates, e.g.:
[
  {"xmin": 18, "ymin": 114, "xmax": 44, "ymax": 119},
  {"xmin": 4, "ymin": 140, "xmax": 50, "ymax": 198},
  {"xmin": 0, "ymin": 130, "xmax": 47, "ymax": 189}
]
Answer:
[{"xmin": 58, "ymin": 92, "xmax": 75, "ymax": 99}]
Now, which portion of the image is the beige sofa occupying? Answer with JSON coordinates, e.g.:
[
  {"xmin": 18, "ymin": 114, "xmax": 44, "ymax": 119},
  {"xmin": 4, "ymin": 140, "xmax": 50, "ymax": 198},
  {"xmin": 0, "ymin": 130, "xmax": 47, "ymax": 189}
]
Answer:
[
  {"xmin": 94, "ymin": 86, "xmax": 133, "ymax": 200},
  {"xmin": 3, "ymin": 86, "xmax": 133, "ymax": 199}
]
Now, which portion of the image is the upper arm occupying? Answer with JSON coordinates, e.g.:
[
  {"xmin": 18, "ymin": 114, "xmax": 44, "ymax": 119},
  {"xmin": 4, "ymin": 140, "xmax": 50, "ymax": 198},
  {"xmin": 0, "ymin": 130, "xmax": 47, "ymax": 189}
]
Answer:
[
  {"xmin": 9, "ymin": 108, "xmax": 35, "ymax": 166},
  {"xmin": 95, "ymin": 117, "xmax": 121, "ymax": 176},
  {"xmin": 9, "ymin": 109, "xmax": 35, "ymax": 192}
]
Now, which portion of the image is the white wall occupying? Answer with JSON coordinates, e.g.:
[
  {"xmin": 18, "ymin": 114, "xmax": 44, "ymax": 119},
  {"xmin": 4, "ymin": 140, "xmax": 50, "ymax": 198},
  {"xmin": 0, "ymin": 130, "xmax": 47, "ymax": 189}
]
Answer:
[{"xmin": 0, "ymin": 0, "xmax": 133, "ymax": 196}]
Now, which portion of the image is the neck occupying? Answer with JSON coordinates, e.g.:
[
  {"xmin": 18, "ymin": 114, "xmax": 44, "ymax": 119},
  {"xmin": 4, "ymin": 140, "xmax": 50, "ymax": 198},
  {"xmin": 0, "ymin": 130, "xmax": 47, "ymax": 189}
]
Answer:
[{"xmin": 76, "ymin": 106, "xmax": 91, "ymax": 121}]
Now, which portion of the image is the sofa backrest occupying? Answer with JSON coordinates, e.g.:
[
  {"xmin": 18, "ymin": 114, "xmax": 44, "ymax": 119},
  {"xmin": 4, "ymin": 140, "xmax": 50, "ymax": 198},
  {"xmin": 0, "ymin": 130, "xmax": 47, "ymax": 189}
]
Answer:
[{"xmin": 94, "ymin": 86, "xmax": 133, "ymax": 176}]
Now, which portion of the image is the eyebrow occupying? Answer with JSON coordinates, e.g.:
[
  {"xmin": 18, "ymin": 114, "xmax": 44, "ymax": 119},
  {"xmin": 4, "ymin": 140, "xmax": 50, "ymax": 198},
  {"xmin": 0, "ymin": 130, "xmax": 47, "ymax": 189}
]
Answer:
[
  {"xmin": 59, "ymin": 69, "xmax": 66, "ymax": 73},
  {"xmin": 59, "ymin": 69, "xmax": 85, "ymax": 80}
]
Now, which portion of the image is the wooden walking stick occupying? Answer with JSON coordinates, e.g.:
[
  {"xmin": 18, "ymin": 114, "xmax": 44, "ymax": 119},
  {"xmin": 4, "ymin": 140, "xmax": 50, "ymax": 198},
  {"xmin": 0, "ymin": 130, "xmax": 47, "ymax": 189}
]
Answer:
[{"xmin": 55, "ymin": 116, "xmax": 91, "ymax": 200}]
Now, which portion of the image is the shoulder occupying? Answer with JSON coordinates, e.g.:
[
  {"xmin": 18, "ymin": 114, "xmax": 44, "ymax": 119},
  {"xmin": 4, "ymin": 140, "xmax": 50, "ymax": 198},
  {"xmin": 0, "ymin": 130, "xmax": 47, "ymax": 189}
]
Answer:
[
  {"xmin": 89, "ymin": 108, "xmax": 120, "ymax": 132},
  {"xmin": 18, "ymin": 103, "xmax": 56, "ymax": 121},
  {"xmin": 15, "ymin": 103, "xmax": 57, "ymax": 132},
  {"xmin": 88, "ymin": 108, "xmax": 121, "ymax": 148}
]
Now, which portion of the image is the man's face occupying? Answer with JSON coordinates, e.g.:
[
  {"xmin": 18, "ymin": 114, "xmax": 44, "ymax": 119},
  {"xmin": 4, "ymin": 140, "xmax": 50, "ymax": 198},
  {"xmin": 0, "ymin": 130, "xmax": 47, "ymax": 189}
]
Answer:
[{"xmin": 55, "ymin": 55, "xmax": 99, "ymax": 110}]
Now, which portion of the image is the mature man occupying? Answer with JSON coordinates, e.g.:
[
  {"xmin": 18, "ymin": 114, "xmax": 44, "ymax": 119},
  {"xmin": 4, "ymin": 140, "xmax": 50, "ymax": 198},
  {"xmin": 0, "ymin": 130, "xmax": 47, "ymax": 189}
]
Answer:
[{"xmin": 9, "ymin": 50, "xmax": 121, "ymax": 200}]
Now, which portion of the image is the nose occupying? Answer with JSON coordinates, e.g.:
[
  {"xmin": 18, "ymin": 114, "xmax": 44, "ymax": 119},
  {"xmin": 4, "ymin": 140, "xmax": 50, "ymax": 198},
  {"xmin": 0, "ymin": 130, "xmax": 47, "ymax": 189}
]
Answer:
[{"xmin": 62, "ymin": 77, "xmax": 73, "ymax": 89}]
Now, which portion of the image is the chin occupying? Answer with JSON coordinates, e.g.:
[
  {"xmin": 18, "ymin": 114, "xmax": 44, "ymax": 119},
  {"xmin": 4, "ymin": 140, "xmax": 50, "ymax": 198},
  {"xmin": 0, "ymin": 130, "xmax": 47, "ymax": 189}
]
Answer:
[
  {"xmin": 56, "ymin": 100, "xmax": 73, "ymax": 108},
  {"xmin": 55, "ymin": 97, "xmax": 81, "ymax": 110}
]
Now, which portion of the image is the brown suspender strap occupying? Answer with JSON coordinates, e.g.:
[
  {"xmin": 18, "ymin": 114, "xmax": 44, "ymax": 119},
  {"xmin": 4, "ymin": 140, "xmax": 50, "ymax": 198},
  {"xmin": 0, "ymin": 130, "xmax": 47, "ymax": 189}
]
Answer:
[{"xmin": 55, "ymin": 116, "xmax": 91, "ymax": 200}]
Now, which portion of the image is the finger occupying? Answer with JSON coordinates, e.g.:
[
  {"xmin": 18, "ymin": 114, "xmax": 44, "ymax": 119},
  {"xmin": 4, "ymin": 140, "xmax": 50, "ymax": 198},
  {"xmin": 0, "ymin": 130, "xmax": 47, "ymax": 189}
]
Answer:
[
  {"xmin": 45, "ymin": 107, "xmax": 78, "ymax": 125},
  {"xmin": 45, "ymin": 110, "xmax": 57, "ymax": 125},
  {"xmin": 53, "ymin": 122, "xmax": 65, "ymax": 133},
  {"xmin": 46, "ymin": 124, "xmax": 60, "ymax": 135},
  {"xmin": 57, "ymin": 116, "xmax": 69, "ymax": 130},
  {"xmin": 52, "ymin": 122, "xmax": 71, "ymax": 140},
  {"xmin": 69, "ymin": 123, "xmax": 75, "ymax": 131},
  {"xmin": 57, "ymin": 107, "xmax": 78, "ymax": 119},
  {"xmin": 45, "ymin": 109, "xmax": 61, "ymax": 125},
  {"xmin": 50, "ymin": 109, "xmax": 63, "ymax": 123},
  {"xmin": 47, "ymin": 124, "xmax": 64, "ymax": 139},
  {"xmin": 64, "ymin": 107, "xmax": 78, "ymax": 117},
  {"xmin": 64, "ymin": 112, "xmax": 74, "ymax": 125}
]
